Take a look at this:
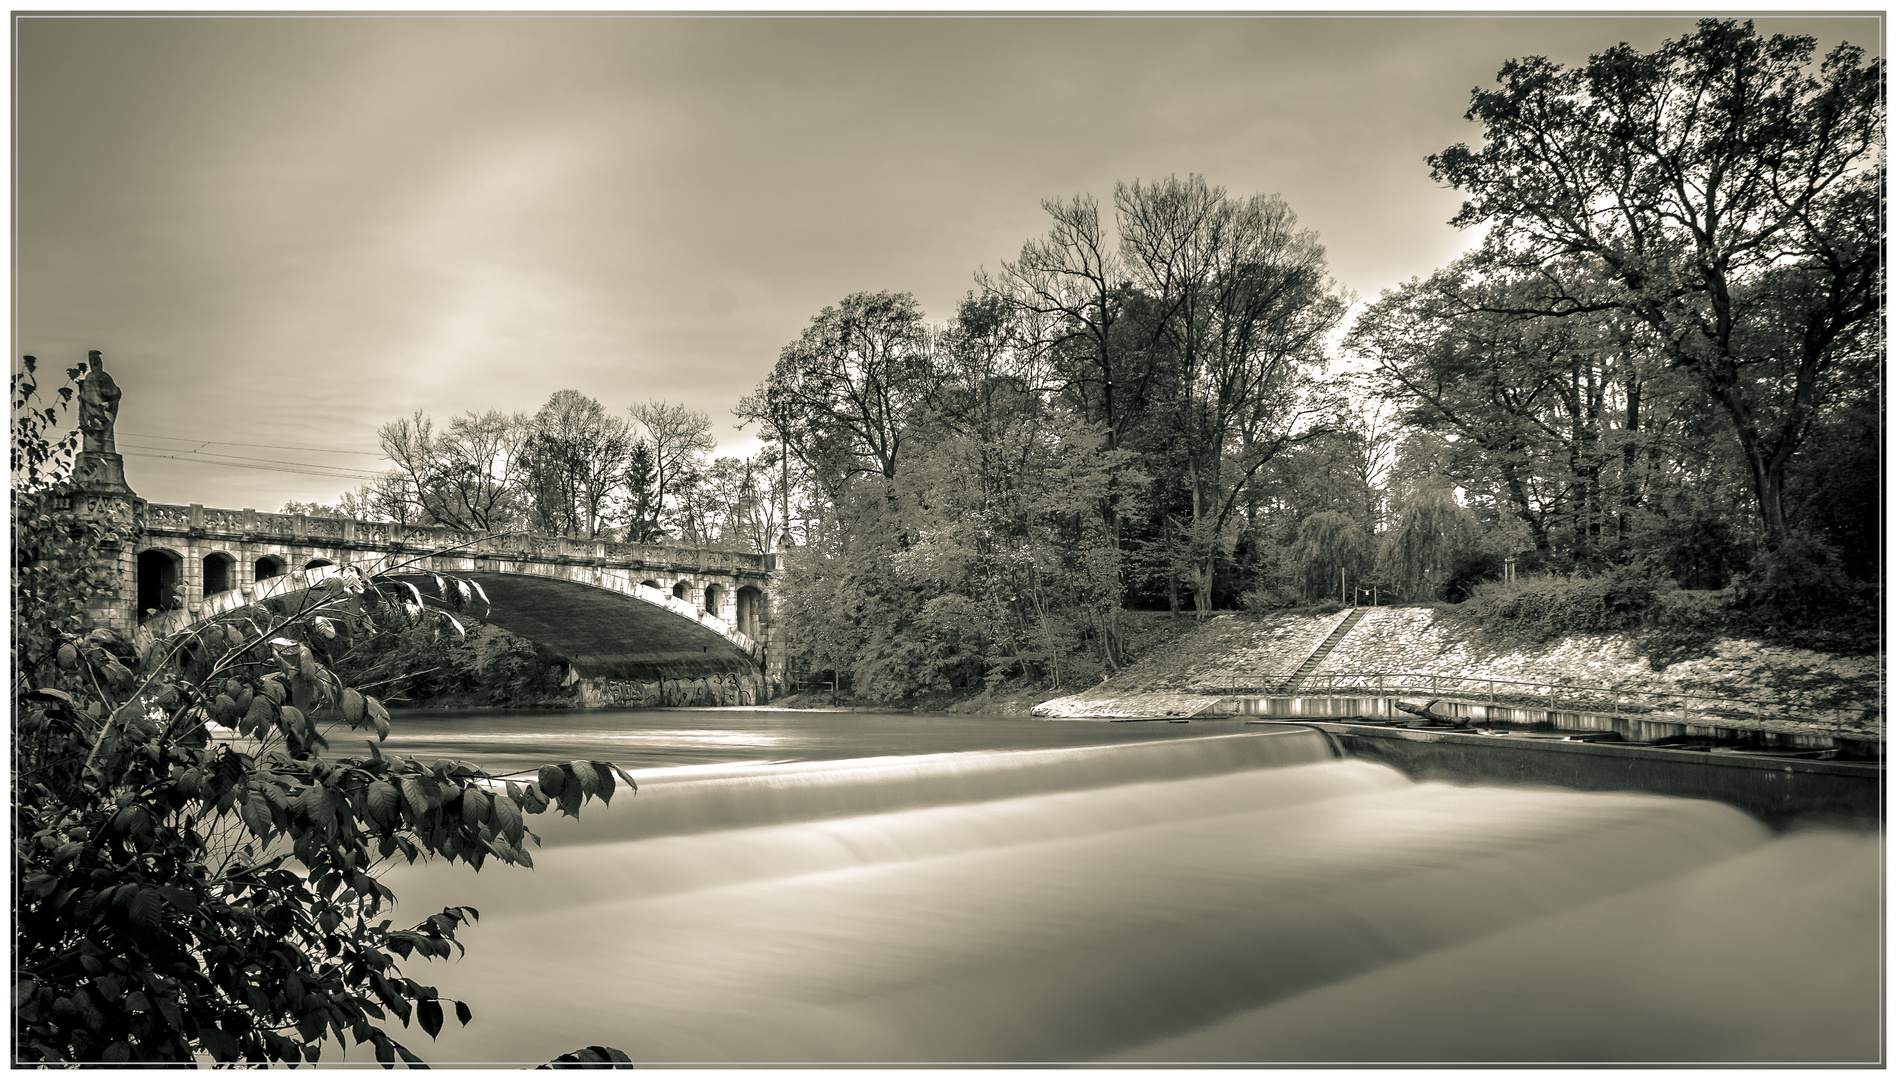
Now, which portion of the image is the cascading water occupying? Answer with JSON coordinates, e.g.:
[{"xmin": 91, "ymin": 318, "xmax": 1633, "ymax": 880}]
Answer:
[{"xmin": 367, "ymin": 724, "xmax": 1878, "ymax": 1066}]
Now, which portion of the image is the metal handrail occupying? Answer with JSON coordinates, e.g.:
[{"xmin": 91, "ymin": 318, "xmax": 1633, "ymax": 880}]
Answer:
[{"xmin": 1227, "ymin": 670, "xmax": 1883, "ymax": 739}]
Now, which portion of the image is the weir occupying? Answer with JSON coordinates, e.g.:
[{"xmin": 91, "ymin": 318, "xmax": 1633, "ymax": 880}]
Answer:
[{"xmin": 374, "ymin": 727, "xmax": 1880, "ymax": 1066}]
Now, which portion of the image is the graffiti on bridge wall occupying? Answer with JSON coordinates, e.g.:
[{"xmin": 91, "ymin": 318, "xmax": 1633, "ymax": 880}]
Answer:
[{"xmin": 585, "ymin": 670, "xmax": 773, "ymax": 708}]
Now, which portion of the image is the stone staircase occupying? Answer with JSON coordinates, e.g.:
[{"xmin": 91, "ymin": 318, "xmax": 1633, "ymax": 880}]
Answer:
[{"xmin": 1277, "ymin": 608, "xmax": 1366, "ymax": 692}]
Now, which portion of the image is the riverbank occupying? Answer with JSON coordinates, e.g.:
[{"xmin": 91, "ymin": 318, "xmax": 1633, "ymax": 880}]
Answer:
[{"xmin": 1033, "ymin": 607, "xmax": 1883, "ymax": 743}]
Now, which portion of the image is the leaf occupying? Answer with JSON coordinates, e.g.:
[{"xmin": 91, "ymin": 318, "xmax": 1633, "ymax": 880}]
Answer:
[
  {"xmin": 291, "ymin": 674, "xmax": 317, "ymax": 715},
  {"xmin": 367, "ymin": 781, "xmax": 400, "ymax": 827},
  {"xmin": 491, "ymin": 794, "xmax": 524, "ymax": 845},
  {"xmin": 536, "ymin": 765, "xmax": 565, "ymax": 797},
  {"xmin": 241, "ymin": 797, "xmax": 272, "ymax": 839},
  {"xmin": 610, "ymin": 764, "xmax": 639, "ymax": 794},
  {"xmin": 417, "ymin": 998, "xmax": 444, "ymax": 1039},
  {"xmin": 400, "ymin": 775, "xmax": 434, "ymax": 818},
  {"xmin": 459, "ymin": 789, "xmax": 485, "ymax": 829},
  {"xmin": 242, "ymin": 694, "xmax": 275, "ymax": 735},
  {"xmin": 454, "ymin": 999, "xmax": 472, "ymax": 1027},
  {"xmin": 590, "ymin": 761, "xmax": 615, "ymax": 805},
  {"xmin": 342, "ymin": 687, "xmax": 366, "ymax": 724},
  {"xmin": 568, "ymin": 760, "xmax": 599, "ymax": 798},
  {"xmin": 127, "ymin": 888, "xmax": 164, "ymax": 932}
]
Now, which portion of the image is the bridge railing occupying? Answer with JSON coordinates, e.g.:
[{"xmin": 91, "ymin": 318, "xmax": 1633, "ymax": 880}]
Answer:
[
  {"xmin": 141, "ymin": 503, "xmax": 777, "ymax": 574},
  {"xmin": 1222, "ymin": 670, "xmax": 1883, "ymax": 739}
]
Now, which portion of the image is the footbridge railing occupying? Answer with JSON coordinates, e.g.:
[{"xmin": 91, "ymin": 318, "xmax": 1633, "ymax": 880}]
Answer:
[{"xmin": 1223, "ymin": 671, "xmax": 1884, "ymax": 740}]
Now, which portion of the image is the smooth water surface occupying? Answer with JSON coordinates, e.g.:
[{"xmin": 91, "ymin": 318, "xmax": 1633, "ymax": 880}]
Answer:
[
  {"xmin": 357, "ymin": 714, "xmax": 1879, "ymax": 1067},
  {"xmin": 378, "ymin": 705, "xmax": 1256, "ymax": 777}
]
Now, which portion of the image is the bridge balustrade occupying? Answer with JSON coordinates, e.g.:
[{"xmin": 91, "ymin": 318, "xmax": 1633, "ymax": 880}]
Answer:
[{"xmin": 141, "ymin": 503, "xmax": 777, "ymax": 574}]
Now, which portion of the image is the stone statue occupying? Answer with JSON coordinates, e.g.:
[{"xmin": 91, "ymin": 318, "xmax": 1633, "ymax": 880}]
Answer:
[{"xmin": 78, "ymin": 351, "xmax": 121, "ymax": 455}]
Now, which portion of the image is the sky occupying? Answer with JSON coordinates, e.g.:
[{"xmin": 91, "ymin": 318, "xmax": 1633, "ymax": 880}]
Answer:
[{"xmin": 14, "ymin": 11, "xmax": 1882, "ymax": 511}]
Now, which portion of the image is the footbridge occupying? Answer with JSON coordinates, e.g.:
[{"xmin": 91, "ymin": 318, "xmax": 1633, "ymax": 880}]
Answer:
[{"xmin": 127, "ymin": 503, "xmax": 784, "ymax": 699}]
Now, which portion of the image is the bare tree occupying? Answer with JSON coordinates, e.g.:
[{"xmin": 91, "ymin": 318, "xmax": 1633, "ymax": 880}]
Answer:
[
  {"xmin": 377, "ymin": 409, "xmax": 528, "ymax": 531},
  {"xmin": 520, "ymin": 390, "xmax": 633, "ymax": 539},
  {"xmin": 627, "ymin": 400, "xmax": 716, "ymax": 537}
]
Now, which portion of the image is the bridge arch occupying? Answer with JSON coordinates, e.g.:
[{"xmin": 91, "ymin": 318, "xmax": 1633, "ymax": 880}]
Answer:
[
  {"xmin": 305, "ymin": 557, "xmax": 335, "ymax": 570},
  {"xmin": 671, "ymin": 580, "xmax": 691, "ymax": 601},
  {"xmin": 704, "ymin": 582, "xmax": 725, "ymax": 619},
  {"xmin": 136, "ymin": 547, "xmax": 184, "ymax": 621},
  {"xmin": 256, "ymin": 554, "xmax": 286, "ymax": 581},
  {"xmin": 387, "ymin": 568, "xmax": 760, "ymax": 683},
  {"xmin": 202, "ymin": 551, "xmax": 235, "ymax": 598}
]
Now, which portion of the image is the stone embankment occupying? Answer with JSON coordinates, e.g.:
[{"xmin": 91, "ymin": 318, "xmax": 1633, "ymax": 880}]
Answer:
[{"xmin": 1034, "ymin": 608, "xmax": 1882, "ymax": 741}]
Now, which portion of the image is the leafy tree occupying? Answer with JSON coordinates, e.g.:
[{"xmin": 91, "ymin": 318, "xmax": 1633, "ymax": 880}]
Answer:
[
  {"xmin": 1376, "ymin": 482, "xmax": 1479, "ymax": 601},
  {"xmin": 1291, "ymin": 511, "xmax": 1372, "ymax": 605},
  {"xmin": 13, "ymin": 364, "xmax": 627, "ymax": 1066},
  {"xmin": 1348, "ymin": 257, "xmax": 1706, "ymax": 566},
  {"xmin": 1116, "ymin": 175, "xmax": 1349, "ymax": 617},
  {"xmin": 741, "ymin": 291, "xmax": 940, "ymax": 499},
  {"xmin": 1428, "ymin": 19, "xmax": 1884, "ymax": 539}
]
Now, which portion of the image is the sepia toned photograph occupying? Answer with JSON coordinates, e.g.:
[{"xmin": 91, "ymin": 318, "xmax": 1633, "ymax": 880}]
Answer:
[{"xmin": 11, "ymin": 9, "xmax": 1883, "ymax": 1068}]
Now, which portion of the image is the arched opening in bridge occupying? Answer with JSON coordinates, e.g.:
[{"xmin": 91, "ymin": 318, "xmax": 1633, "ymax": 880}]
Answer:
[
  {"xmin": 641, "ymin": 579, "xmax": 660, "ymax": 590},
  {"xmin": 704, "ymin": 583, "xmax": 725, "ymax": 619},
  {"xmin": 305, "ymin": 558, "xmax": 334, "ymax": 570},
  {"xmin": 256, "ymin": 555, "xmax": 286, "ymax": 581},
  {"xmin": 136, "ymin": 549, "xmax": 183, "ymax": 619},
  {"xmin": 203, "ymin": 552, "xmax": 234, "ymax": 597},
  {"xmin": 672, "ymin": 580, "xmax": 691, "ymax": 601},
  {"xmin": 736, "ymin": 585, "xmax": 767, "ymax": 640}
]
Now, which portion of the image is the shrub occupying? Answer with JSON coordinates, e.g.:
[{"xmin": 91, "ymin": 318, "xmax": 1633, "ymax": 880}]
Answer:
[
  {"xmin": 1729, "ymin": 532, "xmax": 1879, "ymax": 654},
  {"xmin": 1454, "ymin": 564, "xmax": 1671, "ymax": 648},
  {"xmin": 12, "ymin": 360, "xmax": 627, "ymax": 1065}
]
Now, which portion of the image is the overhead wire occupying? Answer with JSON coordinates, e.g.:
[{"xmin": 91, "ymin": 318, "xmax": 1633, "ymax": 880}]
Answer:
[
  {"xmin": 118, "ymin": 448, "xmax": 385, "ymax": 482},
  {"xmin": 117, "ymin": 441, "xmax": 386, "ymax": 477},
  {"xmin": 119, "ymin": 431, "xmax": 386, "ymax": 457}
]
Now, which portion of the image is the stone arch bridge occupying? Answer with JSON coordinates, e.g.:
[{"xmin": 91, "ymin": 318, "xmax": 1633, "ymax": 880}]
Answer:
[{"xmin": 121, "ymin": 503, "xmax": 786, "ymax": 706}]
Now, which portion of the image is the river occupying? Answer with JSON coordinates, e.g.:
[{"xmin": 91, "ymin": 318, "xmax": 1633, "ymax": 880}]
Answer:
[{"xmin": 362, "ymin": 707, "xmax": 1879, "ymax": 1066}]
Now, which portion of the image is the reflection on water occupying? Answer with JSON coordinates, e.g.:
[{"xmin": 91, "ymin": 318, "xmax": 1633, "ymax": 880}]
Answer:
[{"xmin": 357, "ymin": 718, "xmax": 1877, "ymax": 1066}]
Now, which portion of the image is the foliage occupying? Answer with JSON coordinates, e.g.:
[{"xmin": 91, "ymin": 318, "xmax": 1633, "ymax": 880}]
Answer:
[
  {"xmin": 1290, "ymin": 511, "xmax": 1371, "ymax": 604},
  {"xmin": 1374, "ymin": 484, "xmax": 1477, "ymax": 602},
  {"xmin": 1454, "ymin": 566, "xmax": 1668, "ymax": 647},
  {"xmin": 1428, "ymin": 19, "xmax": 1883, "ymax": 538},
  {"xmin": 13, "ymin": 367, "xmax": 628, "ymax": 1066},
  {"xmin": 1727, "ymin": 531, "xmax": 1878, "ymax": 654},
  {"xmin": 330, "ymin": 619, "xmax": 573, "ymax": 708}
]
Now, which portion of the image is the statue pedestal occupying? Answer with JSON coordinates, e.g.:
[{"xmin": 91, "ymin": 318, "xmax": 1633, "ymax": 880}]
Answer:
[
  {"xmin": 69, "ymin": 450, "xmax": 144, "ymax": 634},
  {"xmin": 72, "ymin": 450, "xmax": 130, "ymax": 495}
]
